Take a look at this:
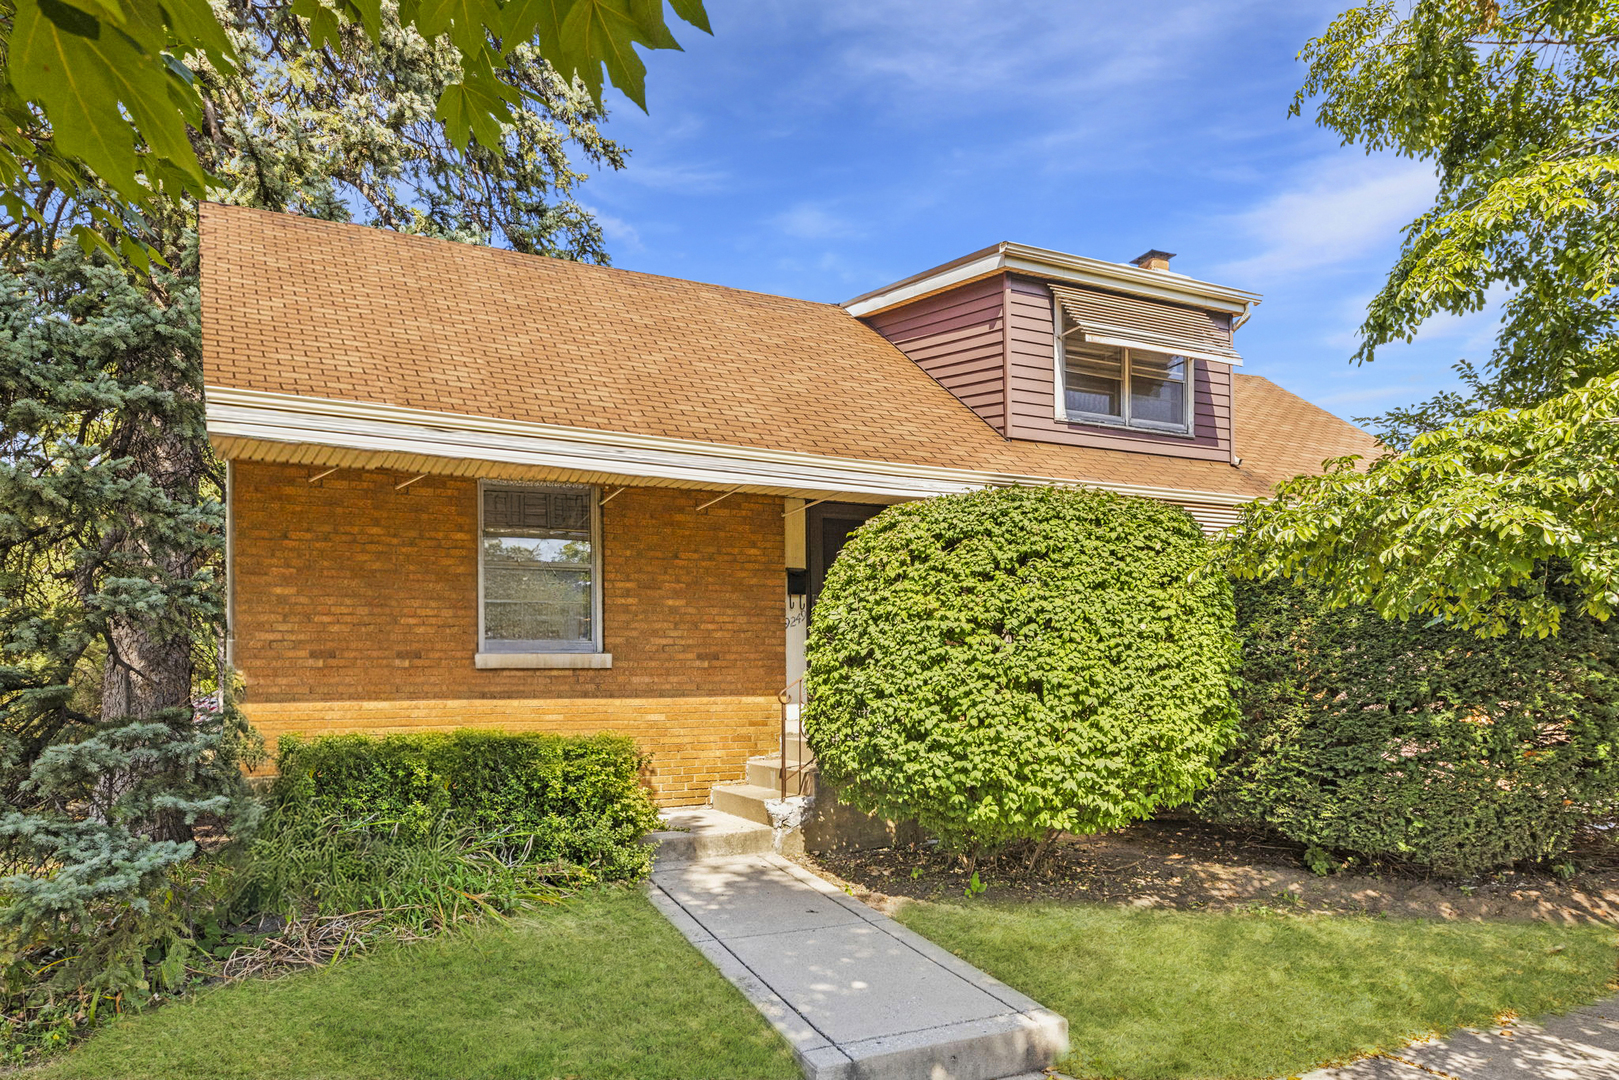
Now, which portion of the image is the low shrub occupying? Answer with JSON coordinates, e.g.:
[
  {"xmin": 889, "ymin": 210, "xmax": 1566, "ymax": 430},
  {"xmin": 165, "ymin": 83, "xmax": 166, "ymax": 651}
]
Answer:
[
  {"xmin": 271, "ymin": 729, "xmax": 662, "ymax": 883},
  {"xmin": 1, "ymin": 729, "xmax": 661, "ymax": 1062},
  {"xmin": 1200, "ymin": 576, "xmax": 1619, "ymax": 875},
  {"xmin": 804, "ymin": 486, "xmax": 1240, "ymax": 861}
]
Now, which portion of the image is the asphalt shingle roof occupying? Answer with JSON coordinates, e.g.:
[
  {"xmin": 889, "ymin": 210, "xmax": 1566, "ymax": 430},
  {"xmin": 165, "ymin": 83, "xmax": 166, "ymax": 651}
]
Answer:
[{"xmin": 200, "ymin": 203, "xmax": 1381, "ymax": 498}]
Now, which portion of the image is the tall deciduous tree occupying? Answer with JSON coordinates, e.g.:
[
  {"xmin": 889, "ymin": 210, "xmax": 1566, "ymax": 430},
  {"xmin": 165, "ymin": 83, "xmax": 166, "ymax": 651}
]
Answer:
[
  {"xmin": 1228, "ymin": 0, "xmax": 1619, "ymax": 636},
  {"xmin": 1, "ymin": 0, "xmax": 631, "ymax": 934},
  {"xmin": 0, "ymin": 0, "xmax": 706, "ymax": 258}
]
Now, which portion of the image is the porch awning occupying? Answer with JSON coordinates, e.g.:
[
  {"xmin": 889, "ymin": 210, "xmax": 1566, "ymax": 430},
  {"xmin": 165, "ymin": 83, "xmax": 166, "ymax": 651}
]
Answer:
[{"xmin": 1051, "ymin": 284, "xmax": 1243, "ymax": 365}]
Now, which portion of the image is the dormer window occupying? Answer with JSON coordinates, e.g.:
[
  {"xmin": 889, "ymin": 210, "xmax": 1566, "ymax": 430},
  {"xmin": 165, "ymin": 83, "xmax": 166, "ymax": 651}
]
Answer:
[
  {"xmin": 1049, "ymin": 284, "xmax": 1236, "ymax": 437},
  {"xmin": 1059, "ymin": 339, "xmax": 1191, "ymax": 433}
]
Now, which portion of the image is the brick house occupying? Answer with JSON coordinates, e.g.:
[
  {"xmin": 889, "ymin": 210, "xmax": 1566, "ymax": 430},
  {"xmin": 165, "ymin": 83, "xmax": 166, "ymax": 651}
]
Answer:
[{"xmin": 202, "ymin": 204, "xmax": 1378, "ymax": 809}]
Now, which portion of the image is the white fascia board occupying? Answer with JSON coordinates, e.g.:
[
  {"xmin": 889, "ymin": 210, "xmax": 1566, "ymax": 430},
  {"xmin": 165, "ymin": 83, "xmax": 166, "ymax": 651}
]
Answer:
[
  {"xmin": 204, "ymin": 387, "xmax": 1256, "ymax": 508},
  {"xmin": 843, "ymin": 242, "xmax": 1261, "ymax": 319},
  {"xmin": 840, "ymin": 250, "xmax": 1006, "ymax": 319}
]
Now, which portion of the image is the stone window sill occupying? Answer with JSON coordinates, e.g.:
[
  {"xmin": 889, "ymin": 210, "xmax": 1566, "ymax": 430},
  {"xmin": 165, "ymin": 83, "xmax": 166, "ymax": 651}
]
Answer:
[{"xmin": 474, "ymin": 652, "xmax": 613, "ymax": 670}]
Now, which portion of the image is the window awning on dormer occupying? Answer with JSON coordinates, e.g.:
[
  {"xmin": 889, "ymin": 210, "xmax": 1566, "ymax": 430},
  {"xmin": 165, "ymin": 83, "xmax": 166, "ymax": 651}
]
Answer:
[{"xmin": 1051, "ymin": 284, "xmax": 1243, "ymax": 365}]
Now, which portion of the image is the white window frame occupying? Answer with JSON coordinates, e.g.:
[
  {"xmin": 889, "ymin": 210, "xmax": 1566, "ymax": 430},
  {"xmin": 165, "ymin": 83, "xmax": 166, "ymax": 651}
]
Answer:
[
  {"xmin": 475, "ymin": 479, "xmax": 609, "ymax": 668},
  {"xmin": 1054, "ymin": 317, "xmax": 1196, "ymax": 437}
]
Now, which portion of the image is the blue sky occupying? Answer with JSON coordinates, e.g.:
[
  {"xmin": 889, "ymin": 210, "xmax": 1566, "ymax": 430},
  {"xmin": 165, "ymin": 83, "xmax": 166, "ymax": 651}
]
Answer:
[{"xmin": 579, "ymin": 1, "xmax": 1495, "ymax": 424}]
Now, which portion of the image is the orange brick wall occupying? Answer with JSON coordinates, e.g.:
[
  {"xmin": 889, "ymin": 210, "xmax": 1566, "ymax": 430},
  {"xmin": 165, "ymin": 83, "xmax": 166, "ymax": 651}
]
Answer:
[{"xmin": 230, "ymin": 463, "xmax": 785, "ymax": 803}]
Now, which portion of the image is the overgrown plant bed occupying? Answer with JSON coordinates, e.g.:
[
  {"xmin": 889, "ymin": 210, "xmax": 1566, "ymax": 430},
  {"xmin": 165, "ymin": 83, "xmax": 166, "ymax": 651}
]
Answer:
[
  {"xmin": 811, "ymin": 815, "xmax": 1619, "ymax": 924},
  {"xmin": 0, "ymin": 730, "xmax": 663, "ymax": 1063}
]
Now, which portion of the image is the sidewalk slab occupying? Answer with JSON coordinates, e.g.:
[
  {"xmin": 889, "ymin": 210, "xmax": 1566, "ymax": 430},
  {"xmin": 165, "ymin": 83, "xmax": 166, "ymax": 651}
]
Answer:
[
  {"xmin": 647, "ymin": 852, "xmax": 1067, "ymax": 1080},
  {"xmin": 1303, "ymin": 996, "xmax": 1619, "ymax": 1080}
]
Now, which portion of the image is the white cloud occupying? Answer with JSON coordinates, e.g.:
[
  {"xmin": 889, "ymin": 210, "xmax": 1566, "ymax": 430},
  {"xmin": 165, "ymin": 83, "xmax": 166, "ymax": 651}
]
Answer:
[
  {"xmin": 1214, "ymin": 155, "xmax": 1437, "ymax": 282},
  {"xmin": 771, "ymin": 202, "xmax": 859, "ymax": 240},
  {"xmin": 584, "ymin": 208, "xmax": 643, "ymax": 250},
  {"xmin": 617, "ymin": 160, "xmax": 733, "ymax": 194},
  {"xmin": 1315, "ymin": 384, "xmax": 1428, "ymax": 406},
  {"xmin": 816, "ymin": 0, "xmax": 1268, "ymax": 103}
]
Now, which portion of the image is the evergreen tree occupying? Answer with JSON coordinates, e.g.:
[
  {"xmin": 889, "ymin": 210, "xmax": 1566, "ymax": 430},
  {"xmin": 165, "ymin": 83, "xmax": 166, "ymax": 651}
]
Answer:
[{"xmin": 0, "ymin": 0, "xmax": 624, "ymax": 938}]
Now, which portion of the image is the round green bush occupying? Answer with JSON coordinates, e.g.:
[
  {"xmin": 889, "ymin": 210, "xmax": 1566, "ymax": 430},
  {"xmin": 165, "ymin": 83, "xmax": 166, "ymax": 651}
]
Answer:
[
  {"xmin": 803, "ymin": 486, "xmax": 1240, "ymax": 856},
  {"xmin": 1200, "ymin": 577, "xmax": 1619, "ymax": 875}
]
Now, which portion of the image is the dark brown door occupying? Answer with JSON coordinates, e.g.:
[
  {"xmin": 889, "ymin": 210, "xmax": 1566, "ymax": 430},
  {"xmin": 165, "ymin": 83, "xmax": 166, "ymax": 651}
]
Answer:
[{"xmin": 807, "ymin": 502, "xmax": 886, "ymax": 610}]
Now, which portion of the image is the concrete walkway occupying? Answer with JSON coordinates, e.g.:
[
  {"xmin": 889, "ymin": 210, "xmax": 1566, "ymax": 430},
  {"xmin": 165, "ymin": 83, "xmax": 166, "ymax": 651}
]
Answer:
[
  {"xmin": 646, "ymin": 847, "xmax": 1067, "ymax": 1080},
  {"xmin": 1302, "ymin": 997, "xmax": 1619, "ymax": 1079}
]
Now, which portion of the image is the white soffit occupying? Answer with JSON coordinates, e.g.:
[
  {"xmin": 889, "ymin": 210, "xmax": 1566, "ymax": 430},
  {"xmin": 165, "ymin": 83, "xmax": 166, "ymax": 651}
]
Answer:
[
  {"xmin": 205, "ymin": 387, "xmax": 1254, "ymax": 508},
  {"xmin": 841, "ymin": 242, "xmax": 1261, "ymax": 319}
]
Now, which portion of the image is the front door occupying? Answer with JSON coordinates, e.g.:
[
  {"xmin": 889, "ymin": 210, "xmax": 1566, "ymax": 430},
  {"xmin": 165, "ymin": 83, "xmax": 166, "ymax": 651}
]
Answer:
[
  {"xmin": 807, "ymin": 502, "xmax": 887, "ymax": 610},
  {"xmin": 783, "ymin": 501, "xmax": 885, "ymax": 729}
]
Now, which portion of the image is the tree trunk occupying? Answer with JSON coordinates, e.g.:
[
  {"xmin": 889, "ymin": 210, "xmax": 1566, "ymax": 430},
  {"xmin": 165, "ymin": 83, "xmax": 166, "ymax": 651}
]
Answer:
[{"xmin": 97, "ymin": 361, "xmax": 207, "ymax": 844}]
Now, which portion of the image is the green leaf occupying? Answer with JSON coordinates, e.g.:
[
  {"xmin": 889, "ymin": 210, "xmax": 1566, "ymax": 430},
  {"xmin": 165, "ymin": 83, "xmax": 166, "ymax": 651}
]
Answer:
[
  {"xmin": 414, "ymin": 0, "xmax": 497, "ymax": 57},
  {"xmin": 435, "ymin": 51, "xmax": 515, "ymax": 148},
  {"xmin": 288, "ymin": 0, "xmax": 343, "ymax": 50},
  {"xmin": 116, "ymin": 229, "xmax": 151, "ymax": 275},
  {"xmin": 35, "ymin": 0, "xmax": 104, "ymax": 38},
  {"xmin": 13, "ymin": 0, "xmax": 211, "ymax": 204},
  {"xmin": 12, "ymin": 0, "xmax": 142, "ymax": 198},
  {"xmin": 155, "ymin": 0, "xmax": 236, "ymax": 70},
  {"xmin": 628, "ymin": 0, "xmax": 678, "ymax": 50},
  {"xmin": 337, "ymin": 0, "xmax": 382, "ymax": 38},
  {"xmin": 559, "ymin": 0, "xmax": 647, "ymax": 108},
  {"xmin": 71, "ymin": 220, "xmax": 118, "ymax": 257},
  {"xmin": 501, "ymin": 0, "xmax": 568, "ymax": 47},
  {"xmin": 664, "ymin": 0, "xmax": 709, "ymax": 34}
]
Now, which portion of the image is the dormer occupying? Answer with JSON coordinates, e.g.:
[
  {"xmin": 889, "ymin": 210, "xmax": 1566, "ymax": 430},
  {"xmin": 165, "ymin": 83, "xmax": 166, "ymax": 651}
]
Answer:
[{"xmin": 843, "ymin": 243, "xmax": 1259, "ymax": 463}]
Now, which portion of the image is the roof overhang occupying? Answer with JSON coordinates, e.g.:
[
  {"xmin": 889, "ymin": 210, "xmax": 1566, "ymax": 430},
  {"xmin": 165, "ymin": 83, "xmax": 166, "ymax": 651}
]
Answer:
[
  {"xmin": 841, "ymin": 241, "xmax": 1261, "ymax": 320},
  {"xmin": 205, "ymin": 387, "xmax": 1255, "ymax": 510}
]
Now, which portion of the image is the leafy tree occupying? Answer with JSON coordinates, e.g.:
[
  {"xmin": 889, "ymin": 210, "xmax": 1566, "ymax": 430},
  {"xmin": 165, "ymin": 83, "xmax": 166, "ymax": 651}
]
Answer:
[
  {"xmin": 0, "ymin": 0, "xmax": 707, "ymax": 257},
  {"xmin": 804, "ymin": 487, "xmax": 1240, "ymax": 867},
  {"xmin": 4, "ymin": 0, "xmax": 628, "ymax": 262},
  {"xmin": 1229, "ymin": 0, "xmax": 1619, "ymax": 635},
  {"xmin": 0, "ymin": 0, "xmax": 633, "ymax": 1000},
  {"xmin": 1229, "ymin": 374, "xmax": 1619, "ymax": 637}
]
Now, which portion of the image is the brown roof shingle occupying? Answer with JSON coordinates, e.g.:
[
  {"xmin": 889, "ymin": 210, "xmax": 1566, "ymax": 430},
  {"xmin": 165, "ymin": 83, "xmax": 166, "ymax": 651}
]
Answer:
[{"xmin": 200, "ymin": 204, "xmax": 1380, "ymax": 499}]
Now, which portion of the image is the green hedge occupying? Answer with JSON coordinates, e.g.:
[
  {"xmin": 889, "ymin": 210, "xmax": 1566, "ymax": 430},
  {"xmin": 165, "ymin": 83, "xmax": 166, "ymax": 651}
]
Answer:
[
  {"xmin": 271, "ymin": 730, "xmax": 662, "ymax": 882},
  {"xmin": 804, "ymin": 486, "xmax": 1240, "ymax": 857},
  {"xmin": 1200, "ymin": 577, "xmax": 1619, "ymax": 875}
]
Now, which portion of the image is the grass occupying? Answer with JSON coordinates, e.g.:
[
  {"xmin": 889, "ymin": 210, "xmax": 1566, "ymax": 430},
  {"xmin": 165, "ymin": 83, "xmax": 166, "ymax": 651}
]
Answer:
[
  {"xmin": 897, "ymin": 900, "xmax": 1619, "ymax": 1080},
  {"xmin": 34, "ymin": 888, "xmax": 798, "ymax": 1080}
]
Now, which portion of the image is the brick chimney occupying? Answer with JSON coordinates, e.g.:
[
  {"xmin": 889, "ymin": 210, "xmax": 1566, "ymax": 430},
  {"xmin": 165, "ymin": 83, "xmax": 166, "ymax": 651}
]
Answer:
[{"xmin": 1130, "ymin": 249, "xmax": 1175, "ymax": 271}]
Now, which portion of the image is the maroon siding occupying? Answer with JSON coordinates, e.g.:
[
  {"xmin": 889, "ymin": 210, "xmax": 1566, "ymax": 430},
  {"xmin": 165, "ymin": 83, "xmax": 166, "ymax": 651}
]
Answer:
[
  {"xmin": 1003, "ymin": 276, "xmax": 1233, "ymax": 461},
  {"xmin": 861, "ymin": 273, "xmax": 1236, "ymax": 462},
  {"xmin": 860, "ymin": 276, "xmax": 1007, "ymax": 434}
]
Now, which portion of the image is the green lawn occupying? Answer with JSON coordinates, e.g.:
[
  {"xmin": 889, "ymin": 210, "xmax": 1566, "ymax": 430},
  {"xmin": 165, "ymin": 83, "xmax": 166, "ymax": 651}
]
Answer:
[
  {"xmin": 36, "ymin": 888, "xmax": 798, "ymax": 1080},
  {"xmin": 897, "ymin": 900, "xmax": 1618, "ymax": 1080}
]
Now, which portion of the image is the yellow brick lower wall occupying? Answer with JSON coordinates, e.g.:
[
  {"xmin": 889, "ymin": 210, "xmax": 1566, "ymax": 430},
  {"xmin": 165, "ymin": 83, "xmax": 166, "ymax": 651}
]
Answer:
[{"xmin": 243, "ymin": 695, "xmax": 780, "ymax": 807}]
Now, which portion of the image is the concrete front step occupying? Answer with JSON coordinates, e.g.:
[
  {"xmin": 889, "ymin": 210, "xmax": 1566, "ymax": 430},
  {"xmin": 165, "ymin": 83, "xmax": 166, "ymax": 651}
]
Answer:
[
  {"xmin": 643, "ymin": 806, "xmax": 772, "ymax": 866},
  {"xmin": 777, "ymin": 734, "xmax": 812, "ymax": 761},
  {"xmin": 745, "ymin": 753, "xmax": 817, "ymax": 791},
  {"xmin": 710, "ymin": 781, "xmax": 782, "ymax": 826}
]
